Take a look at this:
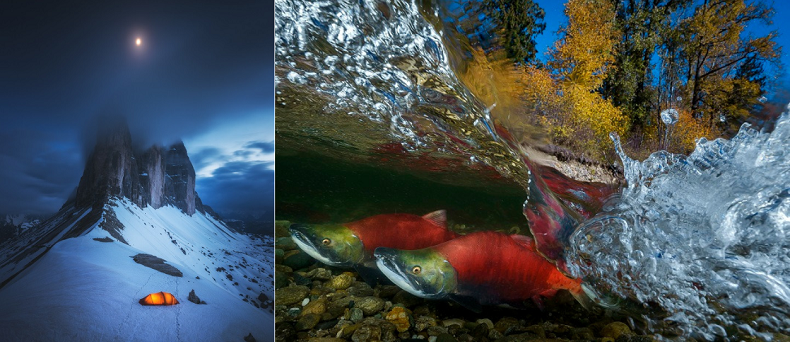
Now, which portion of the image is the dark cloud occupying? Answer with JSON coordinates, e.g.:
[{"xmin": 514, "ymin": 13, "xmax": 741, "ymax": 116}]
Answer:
[
  {"xmin": 0, "ymin": 0, "xmax": 275, "ymax": 216},
  {"xmin": 196, "ymin": 161, "xmax": 274, "ymax": 219},
  {"xmin": 189, "ymin": 147, "xmax": 223, "ymax": 172},
  {"xmin": 244, "ymin": 141, "xmax": 276, "ymax": 154},
  {"xmin": 0, "ymin": 128, "xmax": 83, "ymax": 215}
]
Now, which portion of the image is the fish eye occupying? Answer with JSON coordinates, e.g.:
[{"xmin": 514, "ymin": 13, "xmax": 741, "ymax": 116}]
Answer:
[
  {"xmin": 412, "ymin": 266, "xmax": 421, "ymax": 274},
  {"xmin": 321, "ymin": 238, "xmax": 331, "ymax": 245}
]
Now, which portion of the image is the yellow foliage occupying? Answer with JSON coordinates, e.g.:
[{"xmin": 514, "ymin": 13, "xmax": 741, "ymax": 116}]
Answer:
[
  {"xmin": 550, "ymin": 0, "xmax": 619, "ymax": 89},
  {"xmin": 669, "ymin": 109, "xmax": 718, "ymax": 153}
]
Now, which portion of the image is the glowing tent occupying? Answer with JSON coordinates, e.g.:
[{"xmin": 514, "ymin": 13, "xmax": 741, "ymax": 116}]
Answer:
[{"xmin": 139, "ymin": 292, "xmax": 180, "ymax": 305}]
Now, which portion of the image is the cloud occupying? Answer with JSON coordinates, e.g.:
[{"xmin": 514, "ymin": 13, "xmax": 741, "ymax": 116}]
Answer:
[
  {"xmin": 0, "ymin": 0, "xmax": 274, "ymax": 217},
  {"xmin": 0, "ymin": 128, "xmax": 82, "ymax": 215},
  {"xmin": 244, "ymin": 141, "xmax": 275, "ymax": 154},
  {"xmin": 190, "ymin": 147, "xmax": 223, "ymax": 171},
  {"xmin": 195, "ymin": 160, "xmax": 274, "ymax": 219}
]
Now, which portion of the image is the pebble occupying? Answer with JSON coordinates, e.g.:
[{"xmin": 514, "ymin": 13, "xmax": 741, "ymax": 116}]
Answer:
[
  {"xmin": 385, "ymin": 306, "xmax": 411, "ymax": 332},
  {"xmin": 475, "ymin": 318, "xmax": 494, "ymax": 330},
  {"xmin": 274, "ymin": 270, "xmax": 289, "ymax": 289},
  {"xmin": 442, "ymin": 318, "xmax": 465, "ymax": 328},
  {"xmin": 600, "ymin": 321, "xmax": 633, "ymax": 339},
  {"xmin": 325, "ymin": 272, "xmax": 355, "ymax": 291},
  {"xmin": 349, "ymin": 308, "xmax": 364, "ymax": 323},
  {"xmin": 306, "ymin": 268, "xmax": 333, "ymax": 281},
  {"xmin": 275, "ymin": 285, "xmax": 309, "ymax": 306},
  {"xmin": 414, "ymin": 316, "xmax": 437, "ymax": 332},
  {"xmin": 295, "ymin": 313, "xmax": 320, "ymax": 331},
  {"xmin": 351, "ymin": 324, "xmax": 381, "ymax": 342},
  {"xmin": 354, "ymin": 296, "xmax": 385, "ymax": 316},
  {"xmin": 300, "ymin": 297, "xmax": 326, "ymax": 316}
]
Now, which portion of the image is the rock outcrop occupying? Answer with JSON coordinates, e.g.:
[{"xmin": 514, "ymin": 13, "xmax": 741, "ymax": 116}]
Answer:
[{"xmin": 75, "ymin": 118, "xmax": 206, "ymax": 216}]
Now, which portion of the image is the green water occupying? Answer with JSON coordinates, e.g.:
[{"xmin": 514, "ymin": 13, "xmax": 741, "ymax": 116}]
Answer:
[{"xmin": 276, "ymin": 148, "xmax": 530, "ymax": 235}]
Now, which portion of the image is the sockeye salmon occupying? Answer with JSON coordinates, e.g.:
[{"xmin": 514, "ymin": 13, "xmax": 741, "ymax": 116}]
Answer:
[
  {"xmin": 289, "ymin": 210, "xmax": 459, "ymax": 284},
  {"xmin": 374, "ymin": 231, "xmax": 593, "ymax": 312}
]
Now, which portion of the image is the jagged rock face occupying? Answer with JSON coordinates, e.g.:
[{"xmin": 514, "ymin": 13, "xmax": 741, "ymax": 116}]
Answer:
[
  {"xmin": 75, "ymin": 122, "xmax": 139, "ymax": 208},
  {"xmin": 74, "ymin": 120, "xmax": 204, "ymax": 216},
  {"xmin": 164, "ymin": 142, "xmax": 197, "ymax": 215}
]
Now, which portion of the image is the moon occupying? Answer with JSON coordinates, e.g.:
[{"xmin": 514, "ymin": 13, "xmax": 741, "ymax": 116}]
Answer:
[{"xmin": 136, "ymin": 38, "xmax": 141, "ymax": 46}]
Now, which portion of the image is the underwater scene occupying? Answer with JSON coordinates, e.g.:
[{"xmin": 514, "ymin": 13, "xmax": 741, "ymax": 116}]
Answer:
[{"xmin": 274, "ymin": 0, "xmax": 790, "ymax": 340}]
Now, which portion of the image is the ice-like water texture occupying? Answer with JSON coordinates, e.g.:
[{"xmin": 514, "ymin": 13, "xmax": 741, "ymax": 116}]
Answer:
[
  {"xmin": 276, "ymin": 0, "xmax": 470, "ymax": 148},
  {"xmin": 568, "ymin": 114, "xmax": 790, "ymax": 339},
  {"xmin": 277, "ymin": 0, "xmax": 790, "ymax": 338}
]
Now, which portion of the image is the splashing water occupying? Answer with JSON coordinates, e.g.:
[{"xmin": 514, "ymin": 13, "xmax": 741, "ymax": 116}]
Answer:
[
  {"xmin": 568, "ymin": 115, "xmax": 790, "ymax": 339},
  {"xmin": 276, "ymin": 0, "xmax": 790, "ymax": 338}
]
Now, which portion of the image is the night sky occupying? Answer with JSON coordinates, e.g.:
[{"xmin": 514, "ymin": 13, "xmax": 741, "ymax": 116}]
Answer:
[{"xmin": 0, "ymin": 0, "xmax": 274, "ymax": 219}]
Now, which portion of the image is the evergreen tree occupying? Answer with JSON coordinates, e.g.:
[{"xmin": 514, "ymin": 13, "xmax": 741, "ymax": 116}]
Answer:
[{"xmin": 482, "ymin": 0, "xmax": 546, "ymax": 65}]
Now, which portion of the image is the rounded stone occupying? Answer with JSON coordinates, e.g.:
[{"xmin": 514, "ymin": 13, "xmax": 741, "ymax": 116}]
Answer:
[
  {"xmin": 355, "ymin": 296, "xmax": 385, "ymax": 316},
  {"xmin": 349, "ymin": 308, "xmax": 364, "ymax": 323},
  {"xmin": 275, "ymin": 285, "xmax": 309, "ymax": 306},
  {"xmin": 352, "ymin": 324, "xmax": 382, "ymax": 342},
  {"xmin": 385, "ymin": 306, "xmax": 412, "ymax": 332},
  {"xmin": 305, "ymin": 267, "xmax": 333, "ymax": 281},
  {"xmin": 326, "ymin": 272, "xmax": 356, "ymax": 291},
  {"xmin": 300, "ymin": 297, "xmax": 327, "ymax": 316},
  {"xmin": 274, "ymin": 270, "xmax": 289, "ymax": 289},
  {"xmin": 600, "ymin": 322, "xmax": 633, "ymax": 339},
  {"xmin": 414, "ymin": 316, "xmax": 437, "ymax": 332},
  {"xmin": 295, "ymin": 313, "xmax": 321, "ymax": 331}
]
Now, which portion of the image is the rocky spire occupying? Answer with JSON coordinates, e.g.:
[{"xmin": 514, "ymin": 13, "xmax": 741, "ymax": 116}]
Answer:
[{"xmin": 74, "ymin": 117, "xmax": 204, "ymax": 215}]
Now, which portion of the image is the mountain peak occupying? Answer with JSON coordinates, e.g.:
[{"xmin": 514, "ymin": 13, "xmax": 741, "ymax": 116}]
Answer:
[{"xmin": 74, "ymin": 118, "xmax": 204, "ymax": 215}]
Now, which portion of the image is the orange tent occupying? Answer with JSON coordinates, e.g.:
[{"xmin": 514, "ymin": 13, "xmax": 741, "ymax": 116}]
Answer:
[{"xmin": 139, "ymin": 292, "xmax": 180, "ymax": 305}]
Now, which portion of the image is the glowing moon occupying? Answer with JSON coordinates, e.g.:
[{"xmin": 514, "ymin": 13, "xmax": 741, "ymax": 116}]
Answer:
[{"xmin": 136, "ymin": 38, "xmax": 141, "ymax": 46}]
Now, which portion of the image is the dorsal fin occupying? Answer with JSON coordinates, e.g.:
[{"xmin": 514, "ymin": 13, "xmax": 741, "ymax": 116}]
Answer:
[
  {"xmin": 422, "ymin": 210, "xmax": 447, "ymax": 228},
  {"xmin": 510, "ymin": 234, "xmax": 535, "ymax": 250}
]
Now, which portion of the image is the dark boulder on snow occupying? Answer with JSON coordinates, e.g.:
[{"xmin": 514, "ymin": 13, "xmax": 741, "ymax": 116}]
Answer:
[
  {"xmin": 258, "ymin": 292, "xmax": 273, "ymax": 311},
  {"xmin": 244, "ymin": 333, "xmax": 256, "ymax": 342},
  {"xmin": 92, "ymin": 237, "xmax": 113, "ymax": 242},
  {"xmin": 188, "ymin": 289, "xmax": 206, "ymax": 304},
  {"xmin": 132, "ymin": 253, "xmax": 183, "ymax": 277}
]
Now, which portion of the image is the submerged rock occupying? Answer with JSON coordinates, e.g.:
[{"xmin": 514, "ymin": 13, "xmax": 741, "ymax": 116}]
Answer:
[{"xmin": 275, "ymin": 285, "xmax": 309, "ymax": 306}]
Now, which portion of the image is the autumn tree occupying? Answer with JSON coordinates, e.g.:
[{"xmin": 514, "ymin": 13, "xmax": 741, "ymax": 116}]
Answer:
[
  {"xmin": 538, "ymin": 0, "xmax": 629, "ymax": 159},
  {"xmin": 670, "ymin": 0, "xmax": 779, "ymax": 132}
]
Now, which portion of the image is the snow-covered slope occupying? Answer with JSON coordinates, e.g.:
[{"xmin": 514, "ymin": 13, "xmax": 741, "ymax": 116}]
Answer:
[{"xmin": 0, "ymin": 198, "xmax": 274, "ymax": 341}]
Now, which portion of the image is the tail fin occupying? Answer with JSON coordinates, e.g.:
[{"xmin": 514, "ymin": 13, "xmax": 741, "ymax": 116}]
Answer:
[{"xmin": 568, "ymin": 283, "xmax": 597, "ymax": 310}]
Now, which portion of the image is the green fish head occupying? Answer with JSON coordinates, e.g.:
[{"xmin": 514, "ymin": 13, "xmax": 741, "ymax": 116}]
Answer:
[
  {"xmin": 289, "ymin": 223, "xmax": 364, "ymax": 267},
  {"xmin": 374, "ymin": 247, "xmax": 457, "ymax": 299}
]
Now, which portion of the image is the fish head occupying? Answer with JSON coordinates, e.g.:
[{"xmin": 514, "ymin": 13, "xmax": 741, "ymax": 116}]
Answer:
[
  {"xmin": 374, "ymin": 247, "xmax": 457, "ymax": 299},
  {"xmin": 289, "ymin": 223, "xmax": 364, "ymax": 267}
]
